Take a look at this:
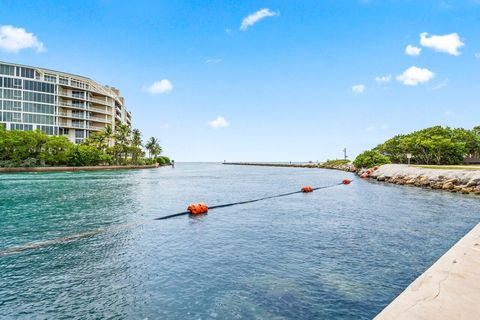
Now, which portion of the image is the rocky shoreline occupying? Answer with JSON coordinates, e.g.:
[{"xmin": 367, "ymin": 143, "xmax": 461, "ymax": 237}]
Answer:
[{"xmin": 360, "ymin": 164, "xmax": 480, "ymax": 196}]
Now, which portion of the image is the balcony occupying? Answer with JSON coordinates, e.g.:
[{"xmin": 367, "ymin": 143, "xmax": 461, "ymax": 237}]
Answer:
[
  {"xmin": 58, "ymin": 91, "xmax": 110, "ymax": 106},
  {"xmin": 57, "ymin": 112, "xmax": 110, "ymax": 124},
  {"xmin": 58, "ymin": 101, "xmax": 112, "ymax": 115},
  {"xmin": 58, "ymin": 122, "xmax": 104, "ymax": 131}
]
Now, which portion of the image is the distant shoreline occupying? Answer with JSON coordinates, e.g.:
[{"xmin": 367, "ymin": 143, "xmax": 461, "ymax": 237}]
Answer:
[{"xmin": 0, "ymin": 164, "xmax": 161, "ymax": 174}]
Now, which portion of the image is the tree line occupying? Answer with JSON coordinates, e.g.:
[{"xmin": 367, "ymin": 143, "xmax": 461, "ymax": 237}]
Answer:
[
  {"xmin": 0, "ymin": 124, "xmax": 170, "ymax": 167},
  {"xmin": 353, "ymin": 125, "xmax": 480, "ymax": 168}
]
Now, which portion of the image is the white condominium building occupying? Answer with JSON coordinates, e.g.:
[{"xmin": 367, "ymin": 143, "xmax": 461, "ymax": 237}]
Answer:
[{"xmin": 0, "ymin": 61, "xmax": 132, "ymax": 144}]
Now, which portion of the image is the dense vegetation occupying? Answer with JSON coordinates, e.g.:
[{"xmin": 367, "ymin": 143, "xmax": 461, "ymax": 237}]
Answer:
[
  {"xmin": 353, "ymin": 125, "xmax": 480, "ymax": 168},
  {"xmin": 0, "ymin": 124, "xmax": 170, "ymax": 167},
  {"xmin": 353, "ymin": 150, "xmax": 391, "ymax": 169}
]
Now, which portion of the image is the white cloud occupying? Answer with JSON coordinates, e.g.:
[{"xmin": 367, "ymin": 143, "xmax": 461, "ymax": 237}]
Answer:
[
  {"xmin": 396, "ymin": 66, "xmax": 435, "ymax": 86},
  {"xmin": 145, "ymin": 79, "xmax": 173, "ymax": 94},
  {"xmin": 375, "ymin": 75, "xmax": 391, "ymax": 83},
  {"xmin": 0, "ymin": 25, "xmax": 45, "ymax": 53},
  {"xmin": 208, "ymin": 116, "xmax": 229, "ymax": 129},
  {"xmin": 351, "ymin": 84, "xmax": 365, "ymax": 94},
  {"xmin": 206, "ymin": 58, "xmax": 222, "ymax": 64},
  {"xmin": 419, "ymin": 32, "xmax": 464, "ymax": 56},
  {"xmin": 405, "ymin": 44, "xmax": 422, "ymax": 56},
  {"xmin": 475, "ymin": 53, "xmax": 480, "ymax": 59},
  {"xmin": 240, "ymin": 8, "xmax": 278, "ymax": 31}
]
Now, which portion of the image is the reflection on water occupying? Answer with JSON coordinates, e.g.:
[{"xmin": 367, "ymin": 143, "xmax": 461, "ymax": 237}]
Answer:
[{"xmin": 1, "ymin": 163, "xmax": 479, "ymax": 319}]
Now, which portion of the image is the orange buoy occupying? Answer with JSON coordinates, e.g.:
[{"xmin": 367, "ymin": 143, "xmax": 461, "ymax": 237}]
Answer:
[
  {"xmin": 301, "ymin": 186, "xmax": 313, "ymax": 193},
  {"xmin": 187, "ymin": 203, "xmax": 208, "ymax": 215},
  {"xmin": 342, "ymin": 179, "xmax": 351, "ymax": 185}
]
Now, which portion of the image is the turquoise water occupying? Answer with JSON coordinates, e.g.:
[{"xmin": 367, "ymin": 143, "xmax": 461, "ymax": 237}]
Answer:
[{"xmin": 1, "ymin": 163, "xmax": 479, "ymax": 319}]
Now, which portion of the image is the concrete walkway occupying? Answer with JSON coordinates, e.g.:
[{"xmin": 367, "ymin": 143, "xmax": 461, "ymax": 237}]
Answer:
[{"xmin": 375, "ymin": 223, "xmax": 480, "ymax": 319}]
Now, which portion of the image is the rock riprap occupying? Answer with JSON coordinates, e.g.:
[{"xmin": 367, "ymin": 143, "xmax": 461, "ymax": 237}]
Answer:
[{"xmin": 358, "ymin": 164, "xmax": 480, "ymax": 196}]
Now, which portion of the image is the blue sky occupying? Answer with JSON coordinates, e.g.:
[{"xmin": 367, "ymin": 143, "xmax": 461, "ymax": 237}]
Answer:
[{"xmin": 1, "ymin": 0, "xmax": 480, "ymax": 162}]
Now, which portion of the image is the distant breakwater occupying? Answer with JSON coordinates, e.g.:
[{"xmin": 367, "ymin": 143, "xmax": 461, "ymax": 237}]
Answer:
[
  {"xmin": 0, "ymin": 164, "xmax": 160, "ymax": 174},
  {"xmin": 223, "ymin": 162, "xmax": 356, "ymax": 171}
]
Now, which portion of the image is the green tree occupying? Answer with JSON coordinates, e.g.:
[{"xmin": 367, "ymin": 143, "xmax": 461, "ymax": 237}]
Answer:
[
  {"xmin": 130, "ymin": 128, "xmax": 144, "ymax": 163},
  {"xmin": 145, "ymin": 137, "xmax": 162, "ymax": 159},
  {"xmin": 40, "ymin": 136, "xmax": 71, "ymax": 166},
  {"xmin": 113, "ymin": 124, "xmax": 132, "ymax": 162},
  {"xmin": 353, "ymin": 150, "xmax": 391, "ymax": 168}
]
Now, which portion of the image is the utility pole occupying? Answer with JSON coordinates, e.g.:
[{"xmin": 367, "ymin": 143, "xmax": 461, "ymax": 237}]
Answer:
[{"xmin": 343, "ymin": 148, "xmax": 347, "ymax": 161}]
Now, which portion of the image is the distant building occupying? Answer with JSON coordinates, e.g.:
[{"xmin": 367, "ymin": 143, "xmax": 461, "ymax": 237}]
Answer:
[{"xmin": 0, "ymin": 61, "xmax": 131, "ymax": 144}]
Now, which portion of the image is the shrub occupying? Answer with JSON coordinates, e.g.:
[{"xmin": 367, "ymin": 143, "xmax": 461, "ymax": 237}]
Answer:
[
  {"xmin": 353, "ymin": 150, "xmax": 391, "ymax": 169},
  {"xmin": 66, "ymin": 145, "xmax": 104, "ymax": 166},
  {"xmin": 155, "ymin": 156, "xmax": 171, "ymax": 166}
]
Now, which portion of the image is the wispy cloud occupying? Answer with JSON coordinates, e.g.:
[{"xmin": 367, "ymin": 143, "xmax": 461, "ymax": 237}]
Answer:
[
  {"xmin": 144, "ymin": 79, "xmax": 173, "ymax": 94},
  {"xmin": 206, "ymin": 58, "xmax": 222, "ymax": 64},
  {"xmin": 405, "ymin": 44, "xmax": 422, "ymax": 56},
  {"xmin": 475, "ymin": 52, "xmax": 480, "ymax": 59},
  {"xmin": 420, "ymin": 32, "xmax": 464, "ymax": 56},
  {"xmin": 397, "ymin": 66, "xmax": 435, "ymax": 86},
  {"xmin": 159, "ymin": 123, "xmax": 169, "ymax": 129},
  {"xmin": 431, "ymin": 79, "xmax": 448, "ymax": 90},
  {"xmin": 365, "ymin": 124, "xmax": 388, "ymax": 132},
  {"xmin": 375, "ymin": 75, "xmax": 391, "ymax": 84},
  {"xmin": 0, "ymin": 25, "xmax": 45, "ymax": 53},
  {"xmin": 208, "ymin": 116, "xmax": 229, "ymax": 129},
  {"xmin": 351, "ymin": 84, "xmax": 365, "ymax": 94},
  {"xmin": 240, "ymin": 8, "xmax": 278, "ymax": 31}
]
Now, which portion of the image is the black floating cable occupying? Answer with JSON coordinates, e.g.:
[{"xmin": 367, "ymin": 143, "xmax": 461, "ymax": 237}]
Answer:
[
  {"xmin": 0, "ymin": 182, "xmax": 349, "ymax": 256},
  {"xmin": 154, "ymin": 182, "xmax": 344, "ymax": 221}
]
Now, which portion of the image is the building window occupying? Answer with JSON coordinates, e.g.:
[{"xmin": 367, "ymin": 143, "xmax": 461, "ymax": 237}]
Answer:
[
  {"xmin": 72, "ymin": 91, "xmax": 85, "ymax": 99},
  {"xmin": 0, "ymin": 64, "xmax": 15, "ymax": 76},
  {"xmin": 24, "ymin": 80, "xmax": 55, "ymax": 93},
  {"xmin": 2, "ymin": 101, "xmax": 22, "ymax": 111},
  {"xmin": 38, "ymin": 126, "xmax": 57, "ymax": 135},
  {"xmin": 44, "ymin": 74, "xmax": 57, "ymax": 83}
]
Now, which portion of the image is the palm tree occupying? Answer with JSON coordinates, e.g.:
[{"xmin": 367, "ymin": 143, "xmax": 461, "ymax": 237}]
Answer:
[
  {"xmin": 102, "ymin": 124, "xmax": 113, "ymax": 149},
  {"xmin": 114, "ymin": 124, "xmax": 132, "ymax": 161},
  {"xmin": 131, "ymin": 128, "xmax": 143, "ymax": 162},
  {"xmin": 145, "ymin": 137, "xmax": 161, "ymax": 159}
]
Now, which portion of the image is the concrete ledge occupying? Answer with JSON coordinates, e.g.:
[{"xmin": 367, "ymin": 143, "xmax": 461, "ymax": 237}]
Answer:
[
  {"xmin": 375, "ymin": 223, "xmax": 480, "ymax": 319},
  {"xmin": 0, "ymin": 164, "xmax": 159, "ymax": 173}
]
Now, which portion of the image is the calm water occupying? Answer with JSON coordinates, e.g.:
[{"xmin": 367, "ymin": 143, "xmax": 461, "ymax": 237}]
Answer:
[{"xmin": 1, "ymin": 163, "xmax": 479, "ymax": 319}]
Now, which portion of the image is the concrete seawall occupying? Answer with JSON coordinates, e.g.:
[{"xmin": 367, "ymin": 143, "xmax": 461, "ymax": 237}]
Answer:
[
  {"xmin": 375, "ymin": 223, "xmax": 480, "ymax": 319},
  {"xmin": 0, "ymin": 164, "xmax": 159, "ymax": 173}
]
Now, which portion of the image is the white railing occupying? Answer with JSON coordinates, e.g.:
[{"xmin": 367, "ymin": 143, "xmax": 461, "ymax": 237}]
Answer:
[
  {"xmin": 57, "ymin": 91, "xmax": 110, "ymax": 106},
  {"xmin": 57, "ymin": 112, "xmax": 109, "ymax": 123},
  {"xmin": 58, "ymin": 101, "xmax": 111, "ymax": 115},
  {"xmin": 58, "ymin": 122, "xmax": 104, "ymax": 131}
]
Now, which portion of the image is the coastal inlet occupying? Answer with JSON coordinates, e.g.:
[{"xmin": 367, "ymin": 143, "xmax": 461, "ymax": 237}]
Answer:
[{"xmin": 1, "ymin": 163, "xmax": 480, "ymax": 319}]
